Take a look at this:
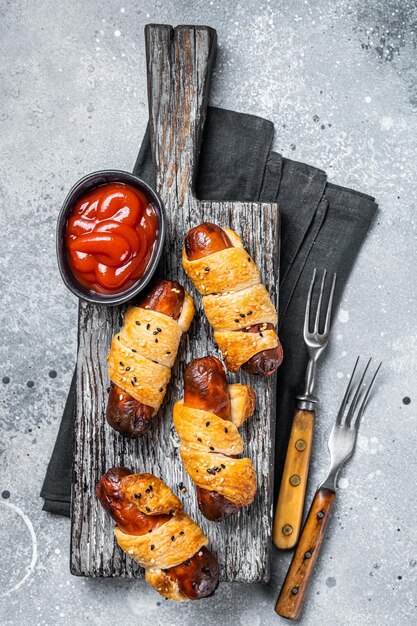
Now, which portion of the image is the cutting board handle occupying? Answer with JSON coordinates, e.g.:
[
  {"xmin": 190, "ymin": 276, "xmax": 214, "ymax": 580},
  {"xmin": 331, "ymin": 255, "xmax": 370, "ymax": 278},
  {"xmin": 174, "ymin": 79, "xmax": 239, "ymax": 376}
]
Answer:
[{"xmin": 145, "ymin": 24, "xmax": 217, "ymax": 211}]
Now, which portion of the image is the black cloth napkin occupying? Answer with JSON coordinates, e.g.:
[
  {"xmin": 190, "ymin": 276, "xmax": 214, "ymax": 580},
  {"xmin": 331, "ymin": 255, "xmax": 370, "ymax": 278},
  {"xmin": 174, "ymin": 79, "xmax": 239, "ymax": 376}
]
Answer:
[{"xmin": 41, "ymin": 107, "xmax": 377, "ymax": 516}]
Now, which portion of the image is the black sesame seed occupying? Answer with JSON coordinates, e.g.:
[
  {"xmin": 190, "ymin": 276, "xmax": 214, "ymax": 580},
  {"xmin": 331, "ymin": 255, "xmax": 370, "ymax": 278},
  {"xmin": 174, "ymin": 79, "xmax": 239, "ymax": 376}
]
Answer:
[
  {"xmin": 117, "ymin": 335, "xmax": 120, "ymax": 340},
  {"xmin": 206, "ymin": 421, "xmax": 210, "ymax": 427},
  {"xmin": 166, "ymin": 351, "xmax": 171, "ymax": 355},
  {"xmin": 132, "ymin": 348, "xmax": 137, "ymax": 352},
  {"xmin": 247, "ymin": 257, "xmax": 251, "ymax": 262},
  {"xmin": 133, "ymin": 376, "xmax": 137, "ymax": 382},
  {"xmin": 119, "ymin": 361, "xmax": 124, "ymax": 366},
  {"xmin": 157, "ymin": 328, "xmax": 162, "ymax": 332},
  {"xmin": 259, "ymin": 332, "xmax": 264, "ymax": 337},
  {"xmin": 204, "ymin": 267, "xmax": 210, "ymax": 272},
  {"xmin": 171, "ymin": 535, "xmax": 175, "ymax": 541},
  {"xmin": 224, "ymin": 428, "xmax": 228, "ymax": 433},
  {"xmin": 135, "ymin": 321, "xmax": 140, "ymax": 326},
  {"xmin": 183, "ymin": 559, "xmax": 191, "ymax": 566},
  {"xmin": 234, "ymin": 318, "xmax": 239, "ymax": 323},
  {"xmin": 210, "ymin": 446, "xmax": 214, "ymax": 451},
  {"xmin": 179, "ymin": 531, "xmax": 184, "ymax": 535},
  {"xmin": 178, "ymin": 482, "xmax": 186, "ymax": 492},
  {"xmin": 146, "ymin": 323, "xmax": 150, "ymax": 330},
  {"xmin": 134, "ymin": 493, "xmax": 141, "ymax": 499},
  {"xmin": 239, "ymin": 313, "xmax": 245, "ymax": 318},
  {"xmin": 146, "ymin": 506, "xmax": 150, "ymax": 512},
  {"xmin": 155, "ymin": 338, "xmax": 158, "ymax": 343},
  {"xmin": 148, "ymin": 529, "xmax": 152, "ymax": 533},
  {"xmin": 247, "ymin": 311, "xmax": 252, "ymax": 315},
  {"xmin": 197, "ymin": 437, "xmax": 202, "ymax": 442},
  {"xmin": 153, "ymin": 331, "xmax": 158, "ymax": 335},
  {"xmin": 131, "ymin": 380, "xmax": 135, "ymax": 385},
  {"xmin": 150, "ymin": 544, "xmax": 155, "ymax": 550},
  {"xmin": 221, "ymin": 463, "xmax": 226, "ymax": 469},
  {"xmin": 159, "ymin": 387, "xmax": 163, "ymax": 392},
  {"xmin": 125, "ymin": 366, "xmax": 131, "ymax": 371}
]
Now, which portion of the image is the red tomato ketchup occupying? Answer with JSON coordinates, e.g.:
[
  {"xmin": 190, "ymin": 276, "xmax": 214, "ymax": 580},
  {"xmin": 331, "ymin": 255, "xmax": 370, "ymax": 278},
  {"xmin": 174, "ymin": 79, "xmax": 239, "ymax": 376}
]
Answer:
[{"xmin": 65, "ymin": 183, "xmax": 159, "ymax": 294}]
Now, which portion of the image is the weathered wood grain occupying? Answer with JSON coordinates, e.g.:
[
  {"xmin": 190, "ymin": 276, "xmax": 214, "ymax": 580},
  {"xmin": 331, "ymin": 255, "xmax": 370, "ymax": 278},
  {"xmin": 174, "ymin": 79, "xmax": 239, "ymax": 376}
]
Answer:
[{"xmin": 71, "ymin": 25, "xmax": 280, "ymax": 583}]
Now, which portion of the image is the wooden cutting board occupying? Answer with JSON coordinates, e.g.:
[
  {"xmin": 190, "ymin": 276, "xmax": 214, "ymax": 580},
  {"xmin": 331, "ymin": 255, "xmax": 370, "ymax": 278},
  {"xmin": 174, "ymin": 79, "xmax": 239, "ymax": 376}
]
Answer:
[{"xmin": 70, "ymin": 24, "xmax": 280, "ymax": 583}]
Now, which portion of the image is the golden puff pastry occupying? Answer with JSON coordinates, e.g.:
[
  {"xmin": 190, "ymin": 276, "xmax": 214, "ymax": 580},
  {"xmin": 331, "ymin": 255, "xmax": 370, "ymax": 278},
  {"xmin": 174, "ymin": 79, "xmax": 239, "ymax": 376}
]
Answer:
[
  {"xmin": 96, "ymin": 468, "xmax": 220, "ymax": 602},
  {"xmin": 182, "ymin": 223, "xmax": 283, "ymax": 375},
  {"xmin": 106, "ymin": 279, "xmax": 194, "ymax": 437},
  {"xmin": 173, "ymin": 356, "xmax": 257, "ymax": 521}
]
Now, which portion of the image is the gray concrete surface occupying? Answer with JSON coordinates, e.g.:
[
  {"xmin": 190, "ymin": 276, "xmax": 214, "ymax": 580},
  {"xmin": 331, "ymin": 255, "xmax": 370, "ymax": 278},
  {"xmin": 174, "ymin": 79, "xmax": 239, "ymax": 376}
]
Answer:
[{"xmin": 1, "ymin": 0, "xmax": 416, "ymax": 624}]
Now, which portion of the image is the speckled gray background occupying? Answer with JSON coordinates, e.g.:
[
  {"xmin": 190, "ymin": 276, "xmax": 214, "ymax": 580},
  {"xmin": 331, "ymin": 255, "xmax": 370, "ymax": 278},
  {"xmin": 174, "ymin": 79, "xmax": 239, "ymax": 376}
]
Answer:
[{"xmin": 1, "ymin": 0, "xmax": 416, "ymax": 624}]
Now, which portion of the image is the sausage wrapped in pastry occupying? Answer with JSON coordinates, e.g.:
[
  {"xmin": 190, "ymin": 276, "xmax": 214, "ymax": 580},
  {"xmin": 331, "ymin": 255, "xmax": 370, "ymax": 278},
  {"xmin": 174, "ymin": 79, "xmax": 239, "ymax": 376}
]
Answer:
[
  {"xmin": 182, "ymin": 223, "xmax": 283, "ymax": 375},
  {"xmin": 173, "ymin": 356, "xmax": 256, "ymax": 521},
  {"xmin": 107, "ymin": 279, "xmax": 194, "ymax": 437},
  {"xmin": 97, "ymin": 468, "xmax": 219, "ymax": 601}
]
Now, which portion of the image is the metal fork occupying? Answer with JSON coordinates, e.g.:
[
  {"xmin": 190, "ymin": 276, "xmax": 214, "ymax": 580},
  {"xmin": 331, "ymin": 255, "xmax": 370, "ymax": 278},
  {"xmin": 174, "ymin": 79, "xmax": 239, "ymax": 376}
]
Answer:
[
  {"xmin": 273, "ymin": 269, "xmax": 337, "ymax": 549},
  {"xmin": 275, "ymin": 357, "xmax": 382, "ymax": 620}
]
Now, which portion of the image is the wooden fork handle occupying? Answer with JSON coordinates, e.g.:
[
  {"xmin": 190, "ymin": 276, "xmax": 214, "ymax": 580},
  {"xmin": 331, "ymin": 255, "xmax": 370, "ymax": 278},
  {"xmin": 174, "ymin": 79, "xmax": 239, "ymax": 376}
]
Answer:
[
  {"xmin": 273, "ymin": 409, "xmax": 315, "ymax": 549},
  {"xmin": 275, "ymin": 488, "xmax": 336, "ymax": 620}
]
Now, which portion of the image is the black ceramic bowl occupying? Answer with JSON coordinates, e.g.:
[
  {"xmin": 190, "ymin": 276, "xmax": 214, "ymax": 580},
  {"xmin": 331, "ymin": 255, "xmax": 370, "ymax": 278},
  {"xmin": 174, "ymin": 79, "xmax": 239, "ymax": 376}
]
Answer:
[{"xmin": 56, "ymin": 170, "xmax": 166, "ymax": 306}]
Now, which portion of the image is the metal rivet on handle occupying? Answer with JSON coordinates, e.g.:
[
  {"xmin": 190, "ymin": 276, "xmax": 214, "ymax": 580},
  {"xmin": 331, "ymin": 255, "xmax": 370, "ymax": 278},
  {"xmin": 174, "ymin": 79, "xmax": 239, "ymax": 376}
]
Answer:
[
  {"xmin": 291, "ymin": 587, "xmax": 299, "ymax": 595},
  {"xmin": 295, "ymin": 439, "xmax": 307, "ymax": 451},
  {"xmin": 282, "ymin": 524, "xmax": 293, "ymax": 536},
  {"xmin": 290, "ymin": 474, "xmax": 301, "ymax": 486}
]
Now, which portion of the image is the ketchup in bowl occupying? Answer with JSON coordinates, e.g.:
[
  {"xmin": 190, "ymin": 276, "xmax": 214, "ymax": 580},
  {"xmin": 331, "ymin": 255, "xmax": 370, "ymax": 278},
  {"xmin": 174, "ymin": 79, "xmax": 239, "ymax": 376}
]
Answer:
[{"xmin": 65, "ymin": 182, "xmax": 159, "ymax": 294}]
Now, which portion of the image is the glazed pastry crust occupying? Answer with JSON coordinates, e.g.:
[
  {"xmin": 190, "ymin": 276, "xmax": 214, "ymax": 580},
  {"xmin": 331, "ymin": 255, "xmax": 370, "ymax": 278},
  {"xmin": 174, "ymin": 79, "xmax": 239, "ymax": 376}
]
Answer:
[
  {"xmin": 115, "ymin": 511, "xmax": 208, "ymax": 570},
  {"xmin": 177, "ymin": 293, "xmax": 195, "ymax": 333},
  {"xmin": 173, "ymin": 402, "xmax": 243, "ymax": 456},
  {"xmin": 228, "ymin": 384, "xmax": 256, "ymax": 428},
  {"xmin": 203, "ymin": 284, "xmax": 278, "ymax": 332},
  {"xmin": 107, "ymin": 290, "xmax": 194, "ymax": 412},
  {"xmin": 120, "ymin": 307, "xmax": 183, "ymax": 368},
  {"xmin": 120, "ymin": 473, "xmax": 182, "ymax": 515},
  {"xmin": 214, "ymin": 329, "xmax": 278, "ymax": 373},
  {"xmin": 145, "ymin": 569, "xmax": 188, "ymax": 602},
  {"xmin": 107, "ymin": 336, "xmax": 171, "ymax": 411},
  {"xmin": 181, "ymin": 228, "xmax": 260, "ymax": 295},
  {"xmin": 180, "ymin": 446, "xmax": 257, "ymax": 507},
  {"xmin": 182, "ymin": 226, "xmax": 278, "ymax": 372}
]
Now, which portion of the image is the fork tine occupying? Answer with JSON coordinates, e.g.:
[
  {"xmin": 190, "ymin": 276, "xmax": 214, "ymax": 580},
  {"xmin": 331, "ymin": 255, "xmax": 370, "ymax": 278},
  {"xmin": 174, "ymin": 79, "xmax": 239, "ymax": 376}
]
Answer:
[
  {"xmin": 336, "ymin": 356, "xmax": 360, "ymax": 425},
  {"xmin": 323, "ymin": 273, "xmax": 337, "ymax": 336},
  {"xmin": 345, "ymin": 358, "xmax": 372, "ymax": 428},
  {"xmin": 352, "ymin": 361, "xmax": 382, "ymax": 430},
  {"xmin": 313, "ymin": 270, "xmax": 327, "ymax": 334},
  {"xmin": 304, "ymin": 268, "xmax": 317, "ymax": 337}
]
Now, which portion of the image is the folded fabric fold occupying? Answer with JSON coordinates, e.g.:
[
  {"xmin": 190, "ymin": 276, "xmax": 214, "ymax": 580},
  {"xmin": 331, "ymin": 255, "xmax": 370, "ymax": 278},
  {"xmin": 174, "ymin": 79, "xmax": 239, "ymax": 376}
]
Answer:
[{"xmin": 41, "ymin": 106, "xmax": 377, "ymax": 517}]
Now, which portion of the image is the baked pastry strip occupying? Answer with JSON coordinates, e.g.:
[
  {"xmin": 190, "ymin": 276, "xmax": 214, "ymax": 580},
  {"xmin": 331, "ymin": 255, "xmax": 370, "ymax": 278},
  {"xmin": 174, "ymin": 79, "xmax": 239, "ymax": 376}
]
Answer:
[
  {"xmin": 182, "ymin": 223, "xmax": 283, "ymax": 375},
  {"xmin": 96, "ymin": 468, "xmax": 219, "ymax": 601}
]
